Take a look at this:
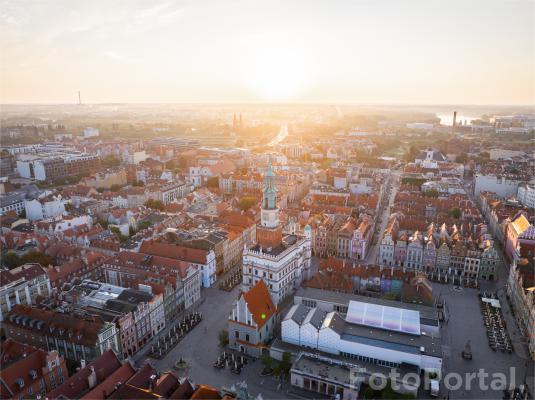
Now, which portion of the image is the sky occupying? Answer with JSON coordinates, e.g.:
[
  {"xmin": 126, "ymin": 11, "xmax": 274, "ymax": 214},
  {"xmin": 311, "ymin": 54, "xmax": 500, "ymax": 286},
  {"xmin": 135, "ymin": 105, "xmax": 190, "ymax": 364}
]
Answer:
[{"xmin": 1, "ymin": 0, "xmax": 534, "ymax": 105}]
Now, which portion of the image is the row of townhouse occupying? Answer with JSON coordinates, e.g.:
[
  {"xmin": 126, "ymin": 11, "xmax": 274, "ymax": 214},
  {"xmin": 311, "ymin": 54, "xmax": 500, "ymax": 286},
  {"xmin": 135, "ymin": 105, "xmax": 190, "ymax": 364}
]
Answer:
[
  {"xmin": 3, "ymin": 304, "xmax": 119, "ymax": 364},
  {"xmin": 60, "ymin": 280, "xmax": 165, "ymax": 360},
  {"xmin": 308, "ymin": 214, "xmax": 374, "ymax": 261},
  {"xmin": 139, "ymin": 239, "xmax": 217, "ymax": 288},
  {"xmin": 101, "ymin": 251, "xmax": 202, "ymax": 325},
  {"xmin": 378, "ymin": 219, "xmax": 502, "ymax": 282},
  {"xmin": 507, "ymin": 258, "xmax": 535, "ymax": 360}
]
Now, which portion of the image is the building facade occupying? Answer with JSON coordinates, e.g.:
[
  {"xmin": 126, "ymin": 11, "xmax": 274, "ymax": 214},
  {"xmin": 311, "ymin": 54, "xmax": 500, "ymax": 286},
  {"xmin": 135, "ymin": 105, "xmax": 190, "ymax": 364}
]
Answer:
[
  {"xmin": 228, "ymin": 280, "xmax": 277, "ymax": 357},
  {"xmin": 0, "ymin": 263, "xmax": 52, "ymax": 321}
]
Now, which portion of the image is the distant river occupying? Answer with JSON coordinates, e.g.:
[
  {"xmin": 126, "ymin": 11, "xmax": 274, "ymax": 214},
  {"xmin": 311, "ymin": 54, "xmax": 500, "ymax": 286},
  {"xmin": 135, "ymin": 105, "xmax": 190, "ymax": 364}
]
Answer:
[{"xmin": 268, "ymin": 124, "xmax": 288, "ymax": 146}]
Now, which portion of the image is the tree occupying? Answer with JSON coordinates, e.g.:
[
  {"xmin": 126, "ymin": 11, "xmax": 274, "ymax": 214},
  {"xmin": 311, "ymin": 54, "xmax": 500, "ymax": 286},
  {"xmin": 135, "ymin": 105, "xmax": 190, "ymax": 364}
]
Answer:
[
  {"xmin": 456, "ymin": 152, "xmax": 468, "ymax": 164},
  {"xmin": 423, "ymin": 189, "xmax": 439, "ymax": 198},
  {"xmin": 279, "ymin": 352, "xmax": 292, "ymax": 376},
  {"xmin": 178, "ymin": 157, "xmax": 188, "ymax": 169},
  {"xmin": 449, "ymin": 207, "xmax": 462, "ymax": 219},
  {"xmin": 319, "ymin": 159, "xmax": 331, "ymax": 169},
  {"xmin": 3, "ymin": 250, "xmax": 55, "ymax": 269},
  {"xmin": 261, "ymin": 354, "xmax": 273, "ymax": 374},
  {"xmin": 137, "ymin": 220, "xmax": 151, "ymax": 230},
  {"xmin": 218, "ymin": 330, "xmax": 229, "ymax": 348},
  {"xmin": 144, "ymin": 199, "xmax": 165, "ymax": 211},
  {"xmin": 165, "ymin": 160, "xmax": 176, "ymax": 170},
  {"xmin": 405, "ymin": 145, "xmax": 419, "ymax": 162},
  {"xmin": 20, "ymin": 250, "xmax": 55, "ymax": 267},
  {"xmin": 238, "ymin": 196, "xmax": 257, "ymax": 211},
  {"xmin": 402, "ymin": 177, "xmax": 426, "ymax": 187},
  {"xmin": 207, "ymin": 176, "xmax": 219, "ymax": 188},
  {"xmin": 2, "ymin": 251, "xmax": 20, "ymax": 269},
  {"xmin": 102, "ymin": 155, "xmax": 121, "ymax": 168},
  {"xmin": 110, "ymin": 227, "xmax": 129, "ymax": 243}
]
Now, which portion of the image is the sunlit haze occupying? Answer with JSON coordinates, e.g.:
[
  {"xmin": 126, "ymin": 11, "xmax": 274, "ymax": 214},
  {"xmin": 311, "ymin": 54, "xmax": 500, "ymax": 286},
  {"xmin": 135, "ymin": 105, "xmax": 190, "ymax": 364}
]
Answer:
[{"xmin": 1, "ymin": 0, "xmax": 534, "ymax": 104}]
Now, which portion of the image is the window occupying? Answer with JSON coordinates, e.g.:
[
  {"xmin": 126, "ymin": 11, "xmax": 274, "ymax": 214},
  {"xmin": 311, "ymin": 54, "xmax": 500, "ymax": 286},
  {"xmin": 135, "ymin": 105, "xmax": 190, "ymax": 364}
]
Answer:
[
  {"xmin": 245, "ymin": 334, "xmax": 250, "ymax": 341},
  {"xmin": 235, "ymin": 331, "xmax": 239, "ymax": 338}
]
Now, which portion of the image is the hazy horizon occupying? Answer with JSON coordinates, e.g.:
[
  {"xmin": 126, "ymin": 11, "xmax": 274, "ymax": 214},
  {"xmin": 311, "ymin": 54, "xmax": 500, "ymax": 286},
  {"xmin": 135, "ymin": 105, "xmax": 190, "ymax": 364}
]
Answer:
[{"xmin": 1, "ymin": 0, "xmax": 534, "ymax": 105}]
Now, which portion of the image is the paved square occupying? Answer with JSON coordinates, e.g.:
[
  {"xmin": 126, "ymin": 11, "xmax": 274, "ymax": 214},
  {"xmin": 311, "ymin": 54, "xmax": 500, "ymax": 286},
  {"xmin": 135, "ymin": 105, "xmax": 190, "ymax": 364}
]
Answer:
[
  {"xmin": 433, "ymin": 282, "xmax": 533, "ymax": 399},
  {"xmin": 139, "ymin": 285, "xmax": 292, "ymax": 399}
]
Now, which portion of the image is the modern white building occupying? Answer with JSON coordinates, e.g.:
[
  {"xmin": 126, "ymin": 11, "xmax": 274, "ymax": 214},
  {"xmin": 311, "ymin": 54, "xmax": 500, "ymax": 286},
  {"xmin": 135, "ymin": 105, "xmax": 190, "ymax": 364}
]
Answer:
[
  {"xmin": 242, "ymin": 163, "xmax": 312, "ymax": 304},
  {"xmin": 474, "ymin": 174, "xmax": 524, "ymax": 197},
  {"xmin": 24, "ymin": 195, "xmax": 66, "ymax": 221},
  {"xmin": 83, "ymin": 127, "xmax": 100, "ymax": 138},
  {"xmin": 160, "ymin": 181, "xmax": 191, "ymax": 205},
  {"xmin": 517, "ymin": 182, "xmax": 535, "ymax": 209},
  {"xmin": 282, "ymin": 299, "xmax": 443, "ymax": 373}
]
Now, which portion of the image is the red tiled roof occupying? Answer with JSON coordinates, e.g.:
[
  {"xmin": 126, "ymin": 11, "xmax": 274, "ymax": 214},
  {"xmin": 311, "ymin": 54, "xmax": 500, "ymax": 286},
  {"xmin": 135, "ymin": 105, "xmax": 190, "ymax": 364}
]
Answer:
[
  {"xmin": 0, "ymin": 263, "xmax": 46, "ymax": 286},
  {"xmin": 190, "ymin": 385, "xmax": 223, "ymax": 400},
  {"xmin": 242, "ymin": 280, "xmax": 276, "ymax": 329},
  {"xmin": 140, "ymin": 240, "xmax": 209, "ymax": 264},
  {"xmin": 46, "ymin": 350, "xmax": 122, "ymax": 399},
  {"xmin": 81, "ymin": 363, "xmax": 136, "ymax": 400},
  {"xmin": 0, "ymin": 344, "xmax": 52, "ymax": 398}
]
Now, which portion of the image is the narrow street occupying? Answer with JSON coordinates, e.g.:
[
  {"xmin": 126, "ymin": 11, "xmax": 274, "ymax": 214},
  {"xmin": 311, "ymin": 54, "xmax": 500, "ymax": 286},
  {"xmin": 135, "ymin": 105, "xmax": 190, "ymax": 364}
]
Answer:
[{"xmin": 364, "ymin": 170, "xmax": 400, "ymax": 265}]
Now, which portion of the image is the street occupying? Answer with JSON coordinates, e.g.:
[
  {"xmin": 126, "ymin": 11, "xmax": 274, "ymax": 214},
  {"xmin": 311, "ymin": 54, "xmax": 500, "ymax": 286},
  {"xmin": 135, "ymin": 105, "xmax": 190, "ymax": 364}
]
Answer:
[{"xmin": 364, "ymin": 170, "xmax": 400, "ymax": 265}]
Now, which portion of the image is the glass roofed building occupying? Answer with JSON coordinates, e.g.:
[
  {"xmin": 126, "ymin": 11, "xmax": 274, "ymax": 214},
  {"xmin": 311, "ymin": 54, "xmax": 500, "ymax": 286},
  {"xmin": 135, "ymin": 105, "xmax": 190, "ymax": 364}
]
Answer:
[{"xmin": 281, "ymin": 297, "xmax": 443, "ymax": 373}]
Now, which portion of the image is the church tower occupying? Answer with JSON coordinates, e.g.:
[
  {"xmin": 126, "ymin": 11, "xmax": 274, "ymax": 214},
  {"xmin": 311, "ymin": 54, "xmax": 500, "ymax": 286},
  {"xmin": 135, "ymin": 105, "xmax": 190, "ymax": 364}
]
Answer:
[{"xmin": 257, "ymin": 160, "xmax": 282, "ymax": 248}]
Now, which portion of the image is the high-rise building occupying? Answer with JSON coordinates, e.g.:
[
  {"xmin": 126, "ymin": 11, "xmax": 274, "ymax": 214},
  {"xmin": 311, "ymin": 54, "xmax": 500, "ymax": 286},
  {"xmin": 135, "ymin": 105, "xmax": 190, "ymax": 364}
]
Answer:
[{"xmin": 242, "ymin": 161, "xmax": 311, "ymax": 304}]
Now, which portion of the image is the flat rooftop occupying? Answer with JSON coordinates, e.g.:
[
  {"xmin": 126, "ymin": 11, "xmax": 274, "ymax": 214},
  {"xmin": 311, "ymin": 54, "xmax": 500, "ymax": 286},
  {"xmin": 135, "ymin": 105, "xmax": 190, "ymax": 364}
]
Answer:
[
  {"xmin": 329, "ymin": 313, "xmax": 442, "ymax": 358},
  {"xmin": 249, "ymin": 234, "xmax": 300, "ymax": 257},
  {"xmin": 292, "ymin": 353, "xmax": 362, "ymax": 388}
]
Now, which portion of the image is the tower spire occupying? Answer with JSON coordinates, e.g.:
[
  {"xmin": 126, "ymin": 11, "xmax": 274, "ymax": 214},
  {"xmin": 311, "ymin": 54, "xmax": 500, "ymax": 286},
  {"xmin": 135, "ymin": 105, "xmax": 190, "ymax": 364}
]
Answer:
[{"xmin": 263, "ymin": 157, "xmax": 277, "ymax": 210}]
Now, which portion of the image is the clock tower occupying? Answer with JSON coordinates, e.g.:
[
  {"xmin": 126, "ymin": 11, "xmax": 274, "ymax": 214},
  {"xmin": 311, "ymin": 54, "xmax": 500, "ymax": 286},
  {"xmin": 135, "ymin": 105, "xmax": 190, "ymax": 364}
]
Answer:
[{"xmin": 257, "ymin": 161, "xmax": 282, "ymax": 248}]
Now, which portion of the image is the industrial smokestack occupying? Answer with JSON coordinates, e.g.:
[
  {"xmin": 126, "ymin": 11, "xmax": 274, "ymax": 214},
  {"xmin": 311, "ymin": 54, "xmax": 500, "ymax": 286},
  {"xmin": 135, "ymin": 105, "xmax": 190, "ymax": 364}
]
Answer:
[
  {"xmin": 451, "ymin": 111, "xmax": 457, "ymax": 136},
  {"xmin": 78, "ymin": 91, "xmax": 82, "ymax": 105}
]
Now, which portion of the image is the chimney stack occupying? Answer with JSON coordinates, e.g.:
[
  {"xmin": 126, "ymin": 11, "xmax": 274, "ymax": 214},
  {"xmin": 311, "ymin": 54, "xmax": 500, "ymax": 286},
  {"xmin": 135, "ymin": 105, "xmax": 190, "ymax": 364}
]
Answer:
[
  {"xmin": 451, "ymin": 111, "xmax": 457, "ymax": 137},
  {"xmin": 87, "ymin": 366, "xmax": 97, "ymax": 389}
]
